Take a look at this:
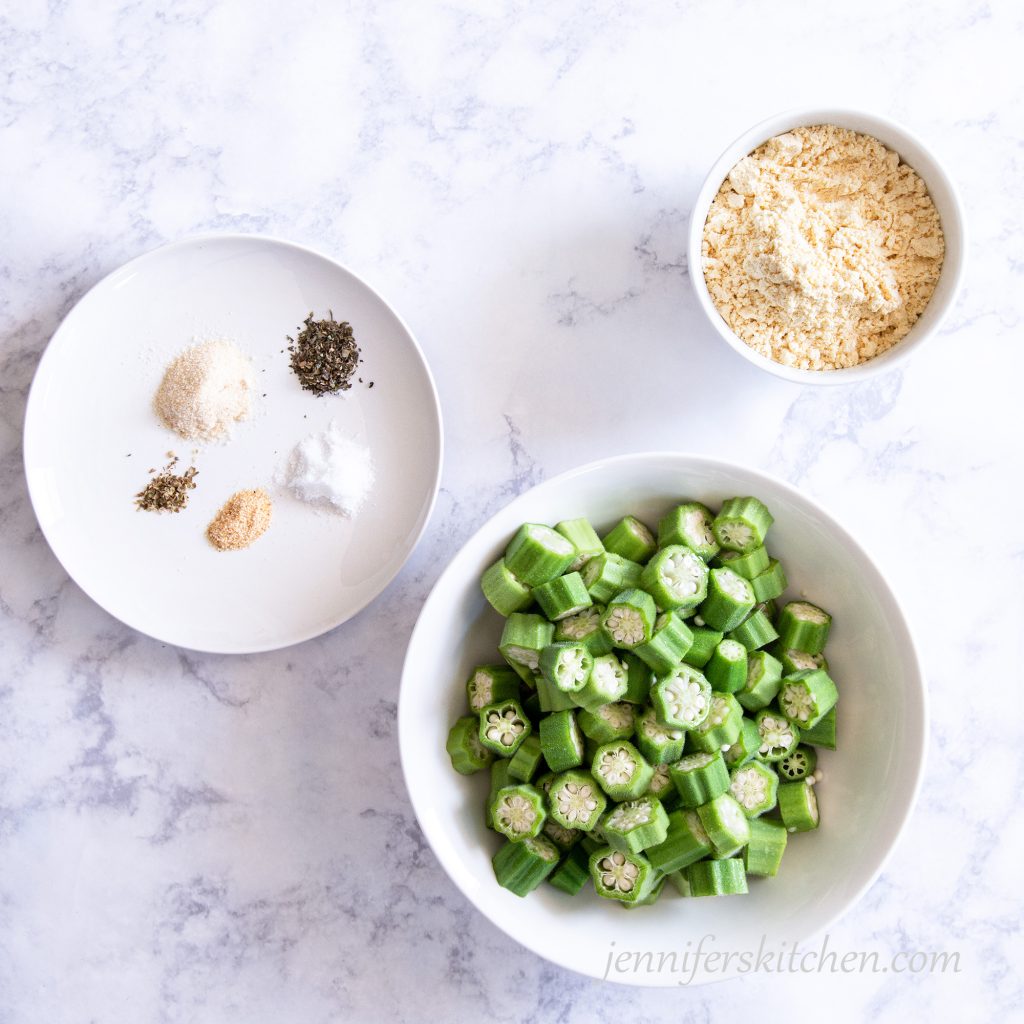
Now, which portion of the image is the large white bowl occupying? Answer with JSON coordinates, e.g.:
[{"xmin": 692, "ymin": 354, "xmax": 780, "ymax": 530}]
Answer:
[
  {"xmin": 687, "ymin": 108, "xmax": 966, "ymax": 385},
  {"xmin": 399, "ymin": 453, "xmax": 927, "ymax": 985}
]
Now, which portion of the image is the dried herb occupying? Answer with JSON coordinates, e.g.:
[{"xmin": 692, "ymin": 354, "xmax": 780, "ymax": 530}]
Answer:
[
  {"xmin": 287, "ymin": 311, "xmax": 361, "ymax": 396},
  {"xmin": 135, "ymin": 456, "xmax": 198, "ymax": 512}
]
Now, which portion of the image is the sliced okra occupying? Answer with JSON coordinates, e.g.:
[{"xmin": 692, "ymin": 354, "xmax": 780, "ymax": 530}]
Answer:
[
  {"xmin": 538, "ymin": 641, "xmax": 593, "ymax": 696},
  {"xmin": 705, "ymin": 638, "xmax": 748, "ymax": 693},
  {"xmin": 657, "ymin": 502, "xmax": 720, "ymax": 560},
  {"xmin": 620, "ymin": 651, "xmax": 654, "ymax": 705},
  {"xmin": 480, "ymin": 558, "xmax": 533, "ymax": 616},
  {"xmin": 639, "ymin": 545, "xmax": 709, "ymax": 611},
  {"xmin": 722, "ymin": 716, "xmax": 761, "ymax": 767},
  {"xmin": 602, "ymin": 515, "xmax": 657, "ymax": 564},
  {"xmin": 554, "ymin": 604, "xmax": 613, "ymax": 656},
  {"xmin": 727, "ymin": 608, "xmax": 779, "ymax": 651},
  {"xmin": 651, "ymin": 664, "xmax": 713, "ymax": 731},
  {"xmin": 588, "ymin": 846, "xmax": 657, "ymax": 904},
  {"xmin": 601, "ymin": 588, "xmax": 657, "ymax": 649},
  {"xmin": 535, "ymin": 673, "xmax": 577, "ymax": 713},
  {"xmin": 547, "ymin": 843, "xmax": 592, "ymax": 895},
  {"xmin": 714, "ymin": 544, "xmax": 770, "ymax": 579},
  {"xmin": 547, "ymin": 769, "xmax": 607, "ymax": 831},
  {"xmin": 743, "ymin": 817, "xmax": 789, "ymax": 877},
  {"xmin": 446, "ymin": 716, "xmax": 494, "ymax": 775},
  {"xmin": 499, "ymin": 613, "xmax": 554, "ymax": 679},
  {"xmin": 729, "ymin": 760, "xmax": 779, "ymax": 817},
  {"xmin": 492, "ymin": 834, "xmax": 560, "ymax": 896},
  {"xmin": 669, "ymin": 750, "xmax": 730, "ymax": 807},
  {"xmin": 778, "ymin": 744, "xmax": 818, "ymax": 782},
  {"xmin": 776, "ymin": 601, "xmax": 832, "ymax": 655},
  {"xmin": 555, "ymin": 518, "xmax": 604, "ymax": 572},
  {"xmin": 601, "ymin": 796, "xmax": 670, "ymax": 853},
  {"xmin": 591, "ymin": 740, "xmax": 654, "ymax": 801},
  {"xmin": 646, "ymin": 809, "xmax": 714, "ymax": 873},
  {"xmin": 778, "ymin": 780, "xmax": 820, "ymax": 832},
  {"xmin": 687, "ymin": 693, "xmax": 744, "ymax": 753},
  {"xmin": 645, "ymin": 761, "xmax": 677, "ymax": 804},
  {"xmin": 775, "ymin": 647, "xmax": 829, "ymax": 675},
  {"xmin": 478, "ymin": 698, "xmax": 532, "ymax": 757},
  {"xmin": 504, "ymin": 523, "xmax": 577, "ymax": 587},
  {"xmin": 466, "ymin": 664, "xmax": 521, "ymax": 713},
  {"xmin": 712, "ymin": 496, "xmax": 774, "ymax": 554},
  {"xmin": 681, "ymin": 625, "xmax": 724, "ymax": 668},
  {"xmin": 800, "ymin": 706, "xmax": 837, "ymax": 750},
  {"xmin": 532, "ymin": 571, "xmax": 593, "ymax": 621},
  {"xmin": 750, "ymin": 558, "xmax": 788, "ymax": 602},
  {"xmin": 737, "ymin": 650, "xmax": 784, "ymax": 712},
  {"xmin": 577, "ymin": 701, "xmax": 636, "ymax": 744},
  {"xmin": 574, "ymin": 653, "xmax": 628, "ymax": 711},
  {"xmin": 755, "ymin": 709, "xmax": 800, "ymax": 762},
  {"xmin": 542, "ymin": 818, "xmax": 581, "ymax": 852},
  {"xmin": 695, "ymin": 792, "xmax": 751, "ymax": 857},
  {"xmin": 635, "ymin": 705, "xmax": 687, "ymax": 765},
  {"xmin": 539, "ymin": 709, "xmax": 584, "ymax": 773},
  {"xmin": 634, "ymin": 611, "xmax": 694, "ymax": 676},
  {"xmin": 699, "ymin": 567, "xmax": 756, "ymax": 632},
  {"xmin": 485, "ymin": 758, "xmax": 515, "ymax": 830},
  {"xmin": 508, "ymin": 734, "xmax": 545, "ymax": 782},
  {"xmin": 686, "ymin": 857, "xmax": 748, "ymax": 896},
  {"xmin": 778, "ymin": 668, "xmax": 838, "ymax": 728},
  {"xmin": 491, "ymin": 783, "xmax": 547, "ymax": 841},
  {"xmin": 620, "ymin": 873, "xmax": 666, "ymax": 908},
  {"xmin": 580, "ymin": 552, "xmax": 643, "ymax": 604}
]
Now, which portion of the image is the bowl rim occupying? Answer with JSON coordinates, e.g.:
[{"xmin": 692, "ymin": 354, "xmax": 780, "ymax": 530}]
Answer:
[
  {"xmin": 686, "ymin": 106, "xmax": 967, "ymax": 386},
  {"xmin": 398, "ymin": 451, "xmax": 929, "ymax": 985}
]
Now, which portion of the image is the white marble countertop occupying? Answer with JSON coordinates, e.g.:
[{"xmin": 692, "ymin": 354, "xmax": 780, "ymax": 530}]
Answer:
[{"xmin": 1, "ymin": 1, "xmax": 1020, "ymax": 1020}]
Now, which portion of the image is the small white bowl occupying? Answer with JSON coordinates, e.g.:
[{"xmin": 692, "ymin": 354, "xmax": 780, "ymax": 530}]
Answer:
[
  {"xmin": 687, "ymin": 108, "xmax": 966, "ymax": 385},
  {"xmin": 399, "ymin": 453, "xmax": 927, "ymax": 985}
]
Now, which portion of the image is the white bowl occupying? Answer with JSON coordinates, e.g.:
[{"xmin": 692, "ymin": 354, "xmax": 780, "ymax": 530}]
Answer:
[
  {"xmin": 687, "ymin": 108, "xmax": 966, "ymax": 385},
  {"xmin": 399, "ymin": 453, "xmax": 927, "ymax": 986}
]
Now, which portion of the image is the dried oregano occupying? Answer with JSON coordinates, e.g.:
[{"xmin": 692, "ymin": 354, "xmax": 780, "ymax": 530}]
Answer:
[{"xmin": 287, "ymin": 312, "xmax": 361, "ymax": 396}]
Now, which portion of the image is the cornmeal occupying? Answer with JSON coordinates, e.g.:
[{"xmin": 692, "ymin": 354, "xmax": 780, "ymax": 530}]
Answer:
[{"xmin": 701, "ymin": 124, "xmax": 944, "ymax": 370}]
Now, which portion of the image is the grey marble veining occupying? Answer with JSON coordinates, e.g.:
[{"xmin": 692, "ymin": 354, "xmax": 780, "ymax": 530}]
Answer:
[{"xmin": 1, "ymin": 0, "xmax": 1022, "ymax": 1021}]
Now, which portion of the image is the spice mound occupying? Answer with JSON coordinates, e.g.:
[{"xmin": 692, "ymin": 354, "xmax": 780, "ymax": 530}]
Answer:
[
  {"xmin": 288, "ymin": 313, "xmax": 361, "ymax": 396},
  {"xmin": 135, "ymin": 457, "xmax": 198, "ymax": 512},
  {"xmin": 702, "ymin": 124, "xmax": 944, "ymax": 370},
  {"xmin": 285, "ymin": 421, "xmax": 374, "ymax": 517},
  {"xmin": 206, "ymin": 488, "xmax": 273, "ymax": 551},
  {"xmin": 155, "ymin": 339, "xmax": 256, "ymax": 441}
]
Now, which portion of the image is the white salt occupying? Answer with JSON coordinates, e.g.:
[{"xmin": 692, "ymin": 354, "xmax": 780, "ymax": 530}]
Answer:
[{"xmin": 285, "ymin": 421, "xmax": 374, "ymax": 517}]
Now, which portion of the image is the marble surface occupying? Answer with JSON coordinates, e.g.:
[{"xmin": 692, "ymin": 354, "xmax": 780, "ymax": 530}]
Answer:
[{"xmin": 1, "ymin": 1, "xmax": 1021, "ymax": 1020}]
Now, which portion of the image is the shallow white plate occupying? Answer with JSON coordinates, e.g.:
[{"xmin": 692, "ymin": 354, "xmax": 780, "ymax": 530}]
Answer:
[
  {"xmin": 24, "ymin": 235, "xmax": 442, "ymax": 653},
  {"xmin": 399, "ymin": 453, "xmax": 926, "ymax": 985}
]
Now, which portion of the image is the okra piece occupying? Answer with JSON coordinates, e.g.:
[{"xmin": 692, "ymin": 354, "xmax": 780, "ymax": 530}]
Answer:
[
  {"xmin": 696, "ymin": 792, "xmax": 751, "ymax": 857},
  {"xmin": 778, "ymin": 744, "xmax": 818, "ymax": 782},
  {"xmin": 686, "ymin": 857, "xmax": 748, "ymax": 896},
  {"xmin": 737, "ymin": 650, "xmax": 783, "ymax": 712},
  {"xmin": 715, "ymin": 544, "xmax": 770, "ymax": 579},
  {"xmin": 508, "ymin": 734, "xmax": 544, "ymax": 782},
  {"xmin": 446, "ymin": 715, "xmax": 494, "ymax": 775},
  {"xmin": 800, "ymin": 706, "xmax": 837, "ymax": 750},
  {"xmin": 589, "ymin": 846, "xmax": 657, "ymax": 904},
  {"xmin": 547, "ymin": 843, "xmax": 592, "ymax": 895},
  {"xmin": 722, "ymin": 716, "xmax": 761, "ymax": 767},
  {"xmin": 574, "ymin": 653, "xmax": 628, "ymax": 711},
  {"xmin": 478, "ymin": 699, "xmax": 532, "ymax": 757},
  {"xmin": 504, "ymin": 523, "xmax": 577, "ymax": 587},
  {"xmin": 602, "ymin": 515, "xmax": 657, "ymax": 564},
  {"xmin": 591, "ymin": 740, "xmax": 654, "ymax": 801},
  {"xmin": 621, "ymin": 873, "xmax": 666, "ymax": 908},
  {"xmin": 535, "ymin": 673, "xmax": 577, "ymax": 713},
  {"xmin": 729, "ymin": 760, "xmax": 779, "ymax": 818},
  {"xmin": 645, "ymin": 762, "xmax": 677, "ymax": 806},
  {"xmin": 681, "ymin": 626, "xmax": 724, "ymax": 668},
  {"xmin": 601, "ymin": 796, "xmax": 670, "ymax": 853},
  {"xmin": 776, "ymin": 601, "xmax": 832, "ymax": 655},
  {"xmin": 743, "ymin": 817, "xmax": 789, "ymax": 877},
  {"xmin": 651, "ymin": 664, "xmax": 712, "ymax": 731},
  {"xmin": 542, "ymin": 819, "xmax": 581, "ymax": 852},
  {"xmin": 580, "ymin": 552, "xmax": 643, "ymax": 604},
  {"xmin": 499, "ymin": 613, "xmax": 554, "ymax": 678},
  {"xmin": 466, "ymin": 665, "xmax": 521, "ymax": 713},
  {"xmin": 777, "ymin": 780, "xmax": 820, "ymax": 832},
  {"xmin": 634, "ymin": 611, "xmax": 694, "ymax": 675},
  {"xmin": 555, "ymin": 518, "xmax": 604, "ymax": 571},
  {"xmin": 775, "ymin": 647, "xmax": 829, "ymax": 675},
  {"xmin": 750, "ymin": 558, "xmax": 788, "ymax": 602},
  {"xmin": 779, "ymin": 668, "xmax": 838, "ymax": 728},
  {"xmin": 538, "ymin": 641, "xmax": 593, "ymax": 696},
  {"xmin": 532, "ymin": 572, "xmax": 592, "ymax": 622},
  {"xmin": 548, "ymin": 769, "xmax": 607, "ymax": 831},
  {"xmin": 480, "ymin": 558, "xmax": 533, "ymax": 616},
  {"xmin": 687, "ymin": 693, "xmax": 744, "ymax": 753},
  {"xmin": 727, "ymin": 608, "xmax": 779, "ymax": 651},
  {"xmin": 601, "ymin": 588, "xmax": 657, "ymax": 649},
  {"xmin": 705, "ymin": 639, "xmax": 748, "ymax": 693},
  {"xmin": 486, "ymin": 758, "xmax": 515, "ymax": 829},
  {"xmin": 669, "ymin": 750, "xmax": 730, "ymax": 807},
  {"xmin": 492, "ymin": 834, "xmax": 559, "ymax": 896},
  {"xmin": 635, "ymin": 706, "xmax": 687, "ymax": 765},
  {"xmin": 578, "ymin": 701, "xmax": 636, "ymax": 744},
  {"xmin": 554, "ymin": 605, "xmax": 613, "ymax": 656},
  {"xmin": 539, "ymin": 709, "xmax": 585, "ymax": 773},
  {"xmin": 639, "ymin": 545, "xmax": 709, "ymax": 611},
  {"xmin": 491, "ymin": 783, "xmax": 547, "ymax": 841},
  {"xmin": 712, "ymin": 496, "xmax": 774, "ymax": 554},
  {"xmin": 657, "ymin": 502, "xmax": 720, "ymax": 561},
  {"xmin": 620, "ymin": 651, "xmax": 653, "ymax": 705},
  {"xmin": 754, "ymin": 709, "xmax": 800, "ymax": 762},
  {"xmin": 699, "ymin": 567, "xmax": 756, "ymax": 632},
  {"xmin": 646, "ymin": 809, "xmax": 713, "ymax": 873}
]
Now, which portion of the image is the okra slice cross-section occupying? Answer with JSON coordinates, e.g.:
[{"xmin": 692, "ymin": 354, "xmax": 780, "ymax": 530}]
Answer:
[
  {"xmin": 686, "ymin": 693, "xmax": 743, "ymax": 753},
  {"xmin": 651, "ymin": 664, "xmax": 713, "ymax": 731},
  {"xmin": 601, "ymin": 588, "xmax": 657, "ymax": 649},
  {"xmin": 591, "ymin": 740, "xmax": 654, "ymax": 801},
  {"xmin": 446, "ymin": 716, "xmax": 495, "ymax": 775},
  {"xmin": 466, "ymin": 665, "xmax": 521, "ymax": 713},
  {"xmin": 635, "ymin": 706, "xmax": 687, "ymax": 765},
  {"xmin": 574, "ymin": 653, "xmax": 628, "ymax": 711},
  {"xmin": 601, "ymin": 796, "xmax": 670, "ymax": 853},
  {"xmin": 491, "ymin": 783, "xmax": 547, "ymax": 841},
  {"xmin": 478, "ymin": 698, "xmax": 532, "ymax": 757},
  {"xmin": 729, "ymin": 760, "xmax": 779, "ymax": 818},
  {"xmin": 755, "ymin": 709, "xmax": 800, "ymax": 762},
  {"xmin": 640, "ymin": 545, "xmax": 709, "ymax": 611},
  {"xmin": 554, "ymin": 605, "xmax": 613, "ymax": 656},
  {"xmin": 778, "ymin": 668, "xmax": 838, "ymax": 728},
  {"xmin": 699, "ymin": 567, "xmax": 756, "ymax": 632},
  {"xmin": 778, "ymin": 744, "xmax": 817, "ymax": 782},
  {"xmin": 712, "ymin": 496, "xmax": 774, "ymax": 554},
  {"xmin": 589, "ymin": 846, "xmax": 657, "ymax": 904},
  {"xmin": 548, "ymin": 769, "xmax": 607, "ymax": 831},
  {"xmin": 776, "ymin": 601, "xmax": 832, "ymax": 655},
  {"xmin": 657, "ymin": 502, "xmax": 720, "ymax": 561},
  {"xmin": 504, "ymin": 523, "xmax": 578, "ymax": 587},
  {"xmin": 538, "ymin": 642, "xmax": 593, "ymax": 695}
]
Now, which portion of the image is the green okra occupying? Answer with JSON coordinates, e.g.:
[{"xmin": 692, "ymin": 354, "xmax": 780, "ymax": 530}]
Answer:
[
  {"xmin": 687, "ymin": 693, "xmax": 744, "ymax": 753},
  {"xmin": 555, "ymin": 518, "xmax": 604, "ymax": 572},
  {"xmin": 644, "ymin": 762, "xmax": 677, "ymax": 804},
  {"xmin": 714, "ymin": 545, "xmax": 770, "ymax": 579},
  {"xmin": 778, "ymin": 744, "xmax": 817, "ymax": 782},
  {"xmin": 712, "ymin": 496, "xmax": 774, "ymax": 554},
  {"xmin": 466, "ymin": 664, "xmax": 521, "ymax": 713},
  {"xmin": 591, "ymin": 740, "xmax": 654, "ymax": 801},
  {"xmin": 750, "ymin": 558, "xmax": 787, "ymax": 602},
  {"xmin": 705, "ymin": 638, "xmax": 748, "ymax": 693},
  {"xmin": 775, "ymin": 647, "xmax": 829, "ymax": 675},
  {"xmin": 492, "ymin": 834, "xmax": 560, "ymax": 896},
  {"xmin": 681, "ymin": 625, "xmax": 724, "ymax": 668},
  {"xmin": 737, "ymin": 650, "xmax": 784, "ymax": 712},
  {"xmin": 800, "ymin": 706, "xmax": 837, "ymax": 750},
  {"xmin": 499, "ymin": 613, "xmax": 554, "ymax": 679},
  {"xmin": 723, "ymin": 716, "xmax": 761, "ymax": 767},
  {"xmin": 532, "ymin": 572, "xmax": 593, "ymax": 621},
  {"xmin": 491, "ymin": 783, "xmax": 547, "ymax": 841},
  {"xmin": 480, "ymin": 559, "xmax": 533, "ymax": 616},
  {"xmin": 485, "ymin": 758, "xmax": 515, "ymax": 830},
  {"xmin": 578, "ymin": 701, "xmax": 636, "ymax": 744},
  {"xmin": 504, "ymin": 523, "xmax": 578, "ymax": 587},
  {"xmin": 743, "ymin": 817, "xmax": 789, "ymax": 877},
  {"xmin": 589, "ymin": 846, "xmax": 658, "ymax": 904},
  {"xmin": 602, "ymin": 515, "xmax": 658, "ymax": 564},
  {"xmin": 634, "ymin": 705, "xmax": 687, "ymax": 765},
  {"xmin": 657, "ymin": 502, "xmax": 720, "ymax": 561},
  {"xmin": 478, "ymin": 698, "xmax": 532, "ymax": 757},
  {"xmin": 778, "ymin": 668, "xmax": 839, "ymax": 729},
  {"xmin": 534, "ymin": 673, "xmax": 577, "ymax": 713},
  {"xmin": 547, "ymin": 769, "xmax": 607, "ymax": 831},
  {"xmin": 640, "ymin": 545, "xmax": 709, "ymax": 611},
  {"xmin": 601, "ymin": 588, "xmax": 657, "ymax": 649},
  {"xmin": 777, "ymin": 780, "xmax": 820, "ymax": 832},
  {"xmin": 542, "ymin": 818, "xmax": 581, "ymax": 852},
  {"xmin": 601, "ymin": 796, "xmax": 670, "ymax": 854},
  {"xmin": 620, "ymin": 873, "xmax": 666, "ymax": 908},
  {"xmin": 446, "ymin": 715, "xmax": 494, "ymax": 775},
  {"xmin": 729, "ymin": 760, "xmax": 779, "ymax": 818},
  {"xmin": 755, "ymin": 709, "xmax": 800, "ymax": 762},
  {"xmin": 669, "ymin": 750, "xmax": 731, "ymax": 808},
  {"xmin": 508, "ymin": 734, "xmax": 544, "ymax": 782},
  {"xmin": 776, "ymin": 601, "xmax": 832, "ymax": 655},
  {"xmin": 538, "ymin": 641, "xmax": 593, "ymax": 696},
  {"xmin": 574, "ymin": 653, "xmax": 628, "ymax": 710},
  {"xmin": 547, "ymin": 843, "xmax": 592, "ymax": 895},
  {"xmin": 620, "ymin": 651, "xmax": 653, "ymax": 705},
  {"xmin": 699, "ymin": 567, "xmax": 756, "ymax": 632},
  {"xmin": 727, "ymin": 608, "xmax": 779, "ymax": 651},
  {"xmin": 646, "ymin": 809, "xmax": 714, "ymax": 873},
  {"xmin": 634, "ymin": 611, "xmax": 694, "ymax": 675},
  {"xmin": 686, "ymin": 857, "xmax": 748, "ymax": 896},
  {"xmin": 538, "ymin": 708, "xmax": 585, "ymax": 773},
  {"xmin": 580, "ymin": 552, "xmax": 644, "ymax": 604},
  {"xmin": 554, "ymin": 605, "xmax": 613, "ymax": 656},
  {"xmin": 696, "ymin": 792, "xmax": 751, "ymax": 858},
  {"xmin": 651, "ymin": 664, "xmax": 713, "ymax": 731}
]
